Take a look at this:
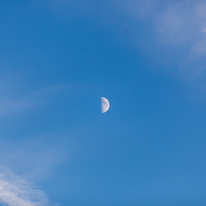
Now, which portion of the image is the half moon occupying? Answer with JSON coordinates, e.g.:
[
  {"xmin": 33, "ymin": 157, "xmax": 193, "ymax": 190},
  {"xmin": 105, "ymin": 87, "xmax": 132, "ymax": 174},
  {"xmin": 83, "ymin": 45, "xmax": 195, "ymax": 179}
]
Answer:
[{"xmin": 101, "ymin": 97, "xmax": 110, "ymax": 113}]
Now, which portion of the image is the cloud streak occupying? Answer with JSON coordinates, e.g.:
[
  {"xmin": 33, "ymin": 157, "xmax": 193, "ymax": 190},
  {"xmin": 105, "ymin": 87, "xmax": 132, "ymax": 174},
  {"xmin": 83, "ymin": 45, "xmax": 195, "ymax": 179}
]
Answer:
[
  {"xmin": 118, "ymin": 0, "xmax": 206, "ymax": 49},
  {"xmin": 0, "ymin": 166, "xmax": 50, "ymax": 206},
  {"xmin": 44, "ymin": 0, "xmax": 206, "ymax": 87},
  {"xmin": 0, "ymin": 75, "xmax": 70, "ymax": 119},
  {"xmin": 113, "ymin": 0, "xmax": 206, "ymax": 88}
]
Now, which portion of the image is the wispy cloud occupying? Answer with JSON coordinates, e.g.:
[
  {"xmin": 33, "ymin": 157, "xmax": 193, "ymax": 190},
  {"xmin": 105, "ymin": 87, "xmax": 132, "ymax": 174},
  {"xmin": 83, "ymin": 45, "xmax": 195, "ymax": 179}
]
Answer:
[
  {"xmin": 119, "ymin": 0, "xmax": 206, "ymax": 49},
  {"xmin": 112, "ymin": 0, "xmax": 206, "ymax": 87},
  {"xmin": 47, "ymin": 0, "xmax": 206, "ymax": 87},
  {"xmin": 0, "ymin": 128, "xmax": 76, "ymax": 184},
  {"xmin": 0, "ymin": 99, "xmax": 37, "ymax": 118},
  {"xmin": 0, "ymin": 74, "xmax": 70, "ymax": 119},
  {"xmin": 152, "ymin": 1, "xmax": 206, "ymax": 55},
  {"xmin": 0, "ymin": 166, "xmax": 50, "ymax": 206}
]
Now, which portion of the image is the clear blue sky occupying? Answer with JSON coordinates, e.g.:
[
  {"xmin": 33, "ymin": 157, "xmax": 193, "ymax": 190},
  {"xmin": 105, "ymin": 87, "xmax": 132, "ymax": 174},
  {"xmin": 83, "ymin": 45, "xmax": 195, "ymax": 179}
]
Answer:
[{"xmin": 0, "ymin": 1, "xmax": 206, "ymax": 205}]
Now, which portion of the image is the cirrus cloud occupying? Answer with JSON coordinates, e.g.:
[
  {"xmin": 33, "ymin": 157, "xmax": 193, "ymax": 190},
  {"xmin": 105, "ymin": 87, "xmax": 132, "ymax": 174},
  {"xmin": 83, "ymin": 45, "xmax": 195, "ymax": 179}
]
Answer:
[{"xmin": 0, "ymin": 166, "xmax": 51, "ymax": 206}]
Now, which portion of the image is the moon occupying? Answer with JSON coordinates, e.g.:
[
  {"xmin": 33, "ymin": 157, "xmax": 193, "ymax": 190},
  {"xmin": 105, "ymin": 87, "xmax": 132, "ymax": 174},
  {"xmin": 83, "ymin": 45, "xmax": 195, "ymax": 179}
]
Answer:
[{"xmin": 101, "ymin": 97, "xmax": 110, "ymax": 113}]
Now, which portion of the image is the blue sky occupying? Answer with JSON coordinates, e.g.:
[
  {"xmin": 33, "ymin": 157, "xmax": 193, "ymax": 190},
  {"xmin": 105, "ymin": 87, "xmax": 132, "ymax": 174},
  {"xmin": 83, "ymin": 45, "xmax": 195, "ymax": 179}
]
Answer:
[{"xmin": 1, "ymin": 0, "xmax": 206, "ymax": 205}]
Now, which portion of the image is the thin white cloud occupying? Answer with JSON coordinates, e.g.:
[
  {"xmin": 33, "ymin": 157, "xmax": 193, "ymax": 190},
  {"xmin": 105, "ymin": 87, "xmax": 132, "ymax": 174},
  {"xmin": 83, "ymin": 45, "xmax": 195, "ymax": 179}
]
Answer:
[
  {"xmin": 0, "ymin": 130, "xmax": 74, "ymax": 181},
  {"xmin": 110, "ymin": 0, "xmax": 206, "ymax": 88},
  {"xmin": 0, "ymin": 99, "xmax": 37, "ymax": 118},
  {"xmin": 0, "ymin": 166, "xmax": 50, "ymax": 206},
  {"xmin": 45, "ymin": 0, "xmax": 206, "ymax": 78},
  {"xmin": 0, "ymin": 75, "xmax": 72, "ymax": 119},
  {"xmin": 118, "ymin": 0, "xmax": 206, "ymax": 51}
]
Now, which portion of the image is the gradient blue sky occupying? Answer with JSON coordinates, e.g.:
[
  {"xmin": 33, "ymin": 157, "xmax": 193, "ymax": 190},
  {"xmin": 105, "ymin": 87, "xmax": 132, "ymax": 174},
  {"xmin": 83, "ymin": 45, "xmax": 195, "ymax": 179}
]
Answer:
[{"xmin": 1, "ymin": 1, "xmax": 206, "ymax": 205}]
